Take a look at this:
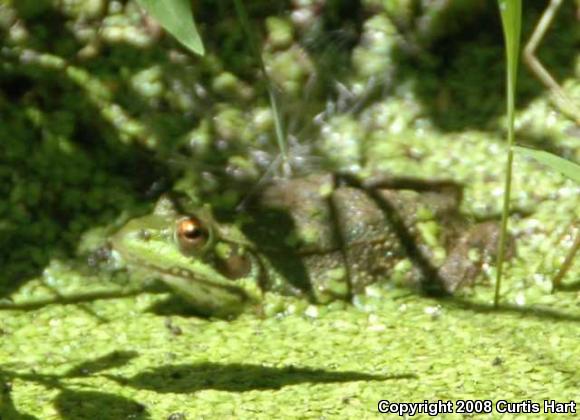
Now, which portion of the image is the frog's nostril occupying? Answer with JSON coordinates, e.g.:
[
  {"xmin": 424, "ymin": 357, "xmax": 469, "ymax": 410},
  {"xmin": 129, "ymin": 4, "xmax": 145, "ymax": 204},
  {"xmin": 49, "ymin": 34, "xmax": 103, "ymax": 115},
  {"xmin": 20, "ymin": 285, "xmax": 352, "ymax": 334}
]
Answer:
[{"xmin": 139, "ymin": 229, "xmax": 151, "ymax": 241}]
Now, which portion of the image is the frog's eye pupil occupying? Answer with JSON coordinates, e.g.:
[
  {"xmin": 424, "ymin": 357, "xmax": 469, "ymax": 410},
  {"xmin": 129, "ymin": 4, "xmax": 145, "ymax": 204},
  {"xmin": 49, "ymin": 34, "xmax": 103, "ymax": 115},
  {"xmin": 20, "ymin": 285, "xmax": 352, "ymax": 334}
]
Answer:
[{"xmin": 184, "ymin": 227, "xmax": 202, "ymax": 239}]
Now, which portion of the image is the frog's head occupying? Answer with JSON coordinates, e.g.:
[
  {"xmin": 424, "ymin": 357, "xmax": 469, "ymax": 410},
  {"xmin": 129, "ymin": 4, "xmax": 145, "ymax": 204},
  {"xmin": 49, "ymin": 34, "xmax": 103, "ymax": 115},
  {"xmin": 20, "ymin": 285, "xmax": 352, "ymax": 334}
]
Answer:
[{"xmin": 111, "ymin": 195, "xmax": 260, "ymax": 317}]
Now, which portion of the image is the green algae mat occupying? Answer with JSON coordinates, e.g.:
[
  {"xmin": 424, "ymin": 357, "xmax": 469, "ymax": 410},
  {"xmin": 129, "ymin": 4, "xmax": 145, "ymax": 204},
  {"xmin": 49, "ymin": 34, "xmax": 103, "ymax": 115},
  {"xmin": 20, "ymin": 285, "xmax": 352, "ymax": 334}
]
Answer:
[{"xmin": 1, "ymin": 279, "xmax": 579, "ymax": 419}]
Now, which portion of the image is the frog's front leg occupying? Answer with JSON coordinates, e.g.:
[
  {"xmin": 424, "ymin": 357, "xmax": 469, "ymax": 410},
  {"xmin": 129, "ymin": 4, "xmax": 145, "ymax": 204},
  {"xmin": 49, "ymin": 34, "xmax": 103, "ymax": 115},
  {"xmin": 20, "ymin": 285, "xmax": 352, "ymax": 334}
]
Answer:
[{"xmin": 523, "ymin": 0, "xmax": 580, "ymax": 125}]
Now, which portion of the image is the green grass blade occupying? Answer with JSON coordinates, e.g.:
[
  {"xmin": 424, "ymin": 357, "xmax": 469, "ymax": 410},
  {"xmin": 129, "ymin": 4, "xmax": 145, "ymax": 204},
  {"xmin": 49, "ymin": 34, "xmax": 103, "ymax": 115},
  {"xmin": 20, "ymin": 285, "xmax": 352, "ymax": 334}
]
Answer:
[
  {"xmin": 232, "ymin": 0, "xmax": 289, "ymax": 175},
  {"xmin": 515, "ymin": 146, "xmax": 580, "ymax": 183},
  {"xmin": 499, "ymin": 0, "xmax": 522, "ymax": 91},
  {"xmin": 137, "ymin": 0, "xmax": 204, "ymax": 56},
  {"xmin": 495, "ymin": 0, "xmax": 522, "ymax": 307}
]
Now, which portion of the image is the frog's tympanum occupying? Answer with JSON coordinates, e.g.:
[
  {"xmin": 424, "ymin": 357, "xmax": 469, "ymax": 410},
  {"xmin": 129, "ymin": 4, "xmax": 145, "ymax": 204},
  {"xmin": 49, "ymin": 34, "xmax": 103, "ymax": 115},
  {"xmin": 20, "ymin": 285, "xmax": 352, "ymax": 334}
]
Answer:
[{"xmin": 111, "ymin": 173, "xmax": 505, "ymax": 316}]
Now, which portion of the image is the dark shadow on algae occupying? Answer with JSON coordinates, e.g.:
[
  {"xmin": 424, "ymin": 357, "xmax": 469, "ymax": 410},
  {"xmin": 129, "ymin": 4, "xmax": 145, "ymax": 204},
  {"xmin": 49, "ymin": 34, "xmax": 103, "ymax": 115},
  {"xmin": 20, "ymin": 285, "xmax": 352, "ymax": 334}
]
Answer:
[{"xmin": 103, "ymin": 362, "xmax": 413, "ymax": 394}]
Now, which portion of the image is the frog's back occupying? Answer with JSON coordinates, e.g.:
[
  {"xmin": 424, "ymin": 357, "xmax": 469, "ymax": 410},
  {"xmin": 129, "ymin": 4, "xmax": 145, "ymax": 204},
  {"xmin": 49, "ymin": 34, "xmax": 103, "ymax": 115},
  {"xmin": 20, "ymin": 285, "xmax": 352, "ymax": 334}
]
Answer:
[
  {"xmin": 241, "ymin": 172, "xmax": 503, "ymax": 302},
  {"xmin": 242, "ymin": 174, "xmax": 438, "ymax": 302}
]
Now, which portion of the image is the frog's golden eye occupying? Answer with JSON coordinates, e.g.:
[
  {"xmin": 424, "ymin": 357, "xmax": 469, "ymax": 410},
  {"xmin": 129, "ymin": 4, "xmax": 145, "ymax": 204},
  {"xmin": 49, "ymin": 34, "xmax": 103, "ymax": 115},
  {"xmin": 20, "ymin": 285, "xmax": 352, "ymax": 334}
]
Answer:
[{"xmin": 176, "ymin": 216, "xmax": 209, "ymax": 253}]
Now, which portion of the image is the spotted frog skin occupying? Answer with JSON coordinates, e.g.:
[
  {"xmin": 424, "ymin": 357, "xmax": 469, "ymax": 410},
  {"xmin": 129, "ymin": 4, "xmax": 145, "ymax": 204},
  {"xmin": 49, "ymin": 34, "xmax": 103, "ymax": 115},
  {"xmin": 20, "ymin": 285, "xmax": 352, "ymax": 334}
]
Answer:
[{"xmin": 111, "ymin": 173, "xmax": 504, "ymax": 316}]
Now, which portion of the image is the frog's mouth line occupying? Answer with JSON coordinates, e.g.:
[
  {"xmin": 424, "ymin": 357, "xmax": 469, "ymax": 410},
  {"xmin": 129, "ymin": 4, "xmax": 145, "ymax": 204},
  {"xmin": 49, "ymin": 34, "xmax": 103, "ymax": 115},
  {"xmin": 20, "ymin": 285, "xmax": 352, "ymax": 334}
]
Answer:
[
  {"xmin": 114, "ymin": 239, "xmax": 252, "ymax": 307},
  {"xmin": 143, "ymin": 262, "xmax": 249, "ymax": 299}
]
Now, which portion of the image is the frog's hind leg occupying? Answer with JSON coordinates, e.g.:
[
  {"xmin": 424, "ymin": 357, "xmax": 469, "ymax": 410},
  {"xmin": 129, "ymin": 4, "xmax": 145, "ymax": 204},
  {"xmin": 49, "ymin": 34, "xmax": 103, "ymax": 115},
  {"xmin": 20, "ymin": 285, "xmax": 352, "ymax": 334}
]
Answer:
[
  {"xmin": 336, "ymin": 173, "xmax": 453, "ymax": 296},
  {"xmin": 552, "ymin": 221, "xmax": 580, "ymax": 289},
  {"xmin": 523, "ymin": 0, "xmax": 580, "ymax": 125}
]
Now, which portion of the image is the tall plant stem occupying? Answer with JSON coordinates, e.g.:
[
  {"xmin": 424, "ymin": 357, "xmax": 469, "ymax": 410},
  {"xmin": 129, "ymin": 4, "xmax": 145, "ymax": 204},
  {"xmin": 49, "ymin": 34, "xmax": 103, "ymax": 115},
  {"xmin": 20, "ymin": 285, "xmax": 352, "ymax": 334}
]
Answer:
[
  {"xmin": 495, "ymin": 0, "xmax": 522, "ymax": 307},
  {"xmin": 232, "ymin": 0, "xmax": 290, "ymax": 176}
]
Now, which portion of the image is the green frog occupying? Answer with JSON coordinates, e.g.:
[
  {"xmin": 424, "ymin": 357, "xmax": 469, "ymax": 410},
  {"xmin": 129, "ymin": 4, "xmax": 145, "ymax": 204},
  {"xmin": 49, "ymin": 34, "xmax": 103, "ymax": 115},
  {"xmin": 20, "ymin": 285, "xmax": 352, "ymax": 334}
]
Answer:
[{"xmin": 111, "ymin": 173, "xmax": 505, "ymax": 317}]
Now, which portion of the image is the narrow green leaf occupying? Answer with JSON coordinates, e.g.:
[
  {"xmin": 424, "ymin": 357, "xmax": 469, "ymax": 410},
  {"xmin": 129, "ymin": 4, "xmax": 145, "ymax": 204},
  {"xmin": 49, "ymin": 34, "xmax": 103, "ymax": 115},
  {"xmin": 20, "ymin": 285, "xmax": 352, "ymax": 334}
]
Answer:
[
  {"xmin": 515, "ymin": 146, "xmax": 580, "ymax": 183},
  {"xmin": 137, "ymin": 0, "xmax": 204, "ymax": 56},
  {"xmin": 232, "ymin": 0, "xmax": 289, "ymax": 175},
  {"xmin": 498, "ymin": 0, "xmax": 522, "ymax": 90},
  {"xmin": 494, "ymin": 0, "xmax": 522, "ymax": 307}
]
